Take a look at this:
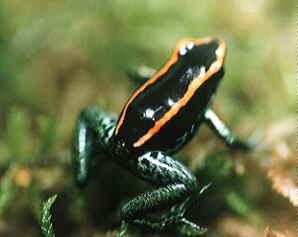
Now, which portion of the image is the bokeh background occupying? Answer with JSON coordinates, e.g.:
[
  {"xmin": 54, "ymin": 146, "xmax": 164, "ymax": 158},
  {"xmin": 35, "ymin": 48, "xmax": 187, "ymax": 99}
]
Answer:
[{"xmin": 0, "ymin": 1, "xmax": 296, "ymax": 237}]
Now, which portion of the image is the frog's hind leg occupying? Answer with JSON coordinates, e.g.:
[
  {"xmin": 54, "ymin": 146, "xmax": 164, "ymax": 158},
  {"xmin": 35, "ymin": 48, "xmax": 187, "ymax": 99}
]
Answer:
[
  {"xmin": 72, "ymin": 107, "xmax": 116, "ymax": 186},
  {"xmin": 120, "ymin": 151, "xmax": 207, "ymax": 236}
]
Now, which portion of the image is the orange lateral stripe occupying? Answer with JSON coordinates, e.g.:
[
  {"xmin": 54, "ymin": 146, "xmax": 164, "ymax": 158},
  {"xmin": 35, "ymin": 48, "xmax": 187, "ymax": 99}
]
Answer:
[
  {"xmin": 133, "ymin": 39, "xmax": 226, "ymax": 147},
  {"xmin": 115, "ymin": 37, "xmax": 214, "ymax": 135}
]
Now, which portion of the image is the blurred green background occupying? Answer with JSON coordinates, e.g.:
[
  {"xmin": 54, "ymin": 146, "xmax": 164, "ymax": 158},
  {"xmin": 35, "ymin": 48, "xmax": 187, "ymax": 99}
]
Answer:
[{"xmin": 0, "ymin": 1, "xmax": 296, "ymax": 237}]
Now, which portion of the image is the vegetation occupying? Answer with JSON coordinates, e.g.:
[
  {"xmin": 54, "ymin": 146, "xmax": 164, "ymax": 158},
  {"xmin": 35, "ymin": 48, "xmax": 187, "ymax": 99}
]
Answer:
[
  {"xmin": 41, "ymin": 195, "xmax": 57, "ymax": 237},
  {"xmin": 0, "ymin": 1, "xmax": 296, "ymax": 237}
]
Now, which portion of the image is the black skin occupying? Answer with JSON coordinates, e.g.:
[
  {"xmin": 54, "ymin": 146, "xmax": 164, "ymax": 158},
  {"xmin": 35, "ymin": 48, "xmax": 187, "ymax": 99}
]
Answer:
[{"xmin": 72, "ymin": 38, "xmax": 254, "ymax": 236}]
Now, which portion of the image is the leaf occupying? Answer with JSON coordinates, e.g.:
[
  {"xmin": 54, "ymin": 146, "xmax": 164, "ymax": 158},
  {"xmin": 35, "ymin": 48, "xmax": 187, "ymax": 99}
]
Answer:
[{"xmin": 40, "ymin": 194, "xmax": 58, "ymax": 237}]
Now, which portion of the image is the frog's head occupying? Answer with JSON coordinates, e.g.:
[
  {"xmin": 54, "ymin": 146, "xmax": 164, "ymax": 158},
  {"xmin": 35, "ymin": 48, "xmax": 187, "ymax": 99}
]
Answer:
[{"xmin": 175, "ymin": 37, "xmax": 226, "ymax": 97}]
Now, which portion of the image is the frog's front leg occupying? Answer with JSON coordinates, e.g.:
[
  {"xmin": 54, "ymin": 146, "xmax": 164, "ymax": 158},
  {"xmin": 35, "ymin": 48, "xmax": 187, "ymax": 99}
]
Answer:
[
  {"xmin": 120, "ymin": 151, "xmax": 207, "ymax": 236},
  {"xmin": 126, "ymin": 65, "xmax": 156, "ymax": 85},
  {"xmin": 72, "ymin": 107, "xmax": 116, "ymax": 186},
  {"xmin": 203, "ymin": 109, "xmax": 254, "ymax": 151}
]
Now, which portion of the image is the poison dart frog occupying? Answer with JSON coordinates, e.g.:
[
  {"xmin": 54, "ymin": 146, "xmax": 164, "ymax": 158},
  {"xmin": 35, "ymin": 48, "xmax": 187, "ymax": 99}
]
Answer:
[{"xmin": 72, "ymin": 37, "xmax": 253, "ymax": 236}]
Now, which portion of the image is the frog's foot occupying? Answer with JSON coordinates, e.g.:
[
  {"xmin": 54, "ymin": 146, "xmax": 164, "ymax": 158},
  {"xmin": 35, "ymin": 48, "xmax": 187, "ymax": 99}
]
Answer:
[
  {"xmin": 130, "ymin": 214, "xmax": 207, "ymax": 236},
  {"xmin": 176, "ymin": 218, "xmax": 208, "ymax": 236},
  {"xmin": 204, "ymin": 109, "xmax": 257, "ymax": 152},
  {"xmin": 162, "ymin": 185, "xmax": 211, "ymax": 236},
  {"xmin": 117, "ymin": 221, "xmax": 129, "ymax": 237},
  {"xmin": 140, "ymin": 207, "xmax": 208, "ymax": 236},
  {"xmin": 158, "ymin": 211, "xmax": 207, "ymax": 236},
  {"xmin": 176, "ymin": 183, "xmax": 212, "ymax": 214}
]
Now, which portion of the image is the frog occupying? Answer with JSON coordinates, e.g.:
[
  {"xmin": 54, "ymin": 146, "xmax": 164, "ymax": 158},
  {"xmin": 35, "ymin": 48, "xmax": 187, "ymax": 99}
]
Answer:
[{"xmin": 71, "ymin": 37, "xmax": 254, "ymax": 236}]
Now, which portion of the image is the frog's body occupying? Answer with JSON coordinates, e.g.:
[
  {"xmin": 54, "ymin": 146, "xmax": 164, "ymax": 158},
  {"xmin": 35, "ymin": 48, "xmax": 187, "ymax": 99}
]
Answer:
[{"xmin": 72, "ymin": 37, "xmax": 253, "ymax": 236}]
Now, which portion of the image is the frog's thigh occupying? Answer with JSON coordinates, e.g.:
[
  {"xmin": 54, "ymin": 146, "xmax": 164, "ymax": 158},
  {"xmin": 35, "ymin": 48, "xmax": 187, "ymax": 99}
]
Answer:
[{"xmin": 136, "ymin": 151, "xmax": 197, "ymax": 189}]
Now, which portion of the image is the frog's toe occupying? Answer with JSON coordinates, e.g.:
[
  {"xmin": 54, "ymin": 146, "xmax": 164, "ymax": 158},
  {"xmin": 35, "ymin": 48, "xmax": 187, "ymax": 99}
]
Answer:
[
  {"xmin": 176, "ymin": 218, "xmax": 207, "ymax": 236},
  {"xmin": 174, "ymin": 183, "xmax": 212, "ymax": 217}
]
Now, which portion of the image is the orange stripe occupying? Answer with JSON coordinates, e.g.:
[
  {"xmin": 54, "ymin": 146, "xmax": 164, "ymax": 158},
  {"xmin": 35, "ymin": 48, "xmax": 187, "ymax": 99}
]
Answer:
[
  {"xmin": 133, "ymin": 39, "xmax": 226, "ymax": 147},
  {"xmin": 115, "ymin": 37, "xmax": 214, "ymax": 135}
]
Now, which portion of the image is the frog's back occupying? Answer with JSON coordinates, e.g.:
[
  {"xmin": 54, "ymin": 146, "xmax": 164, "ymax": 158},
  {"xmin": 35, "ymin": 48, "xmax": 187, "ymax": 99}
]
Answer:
[{"xmin": 114, "ymin": 37, "xmax": 226, "ymax": 155}]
